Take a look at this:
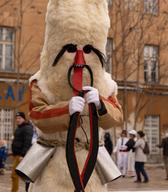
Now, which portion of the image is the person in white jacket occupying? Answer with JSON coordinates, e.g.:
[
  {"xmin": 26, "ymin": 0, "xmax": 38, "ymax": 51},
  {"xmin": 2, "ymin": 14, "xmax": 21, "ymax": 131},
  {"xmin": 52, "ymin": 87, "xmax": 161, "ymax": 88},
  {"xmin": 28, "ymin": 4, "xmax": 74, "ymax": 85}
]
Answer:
[
  {"xmin": 134, "ymin": 131, "xmax": 149, "ymax": 183},
  {"xmin": 114, "ymin": 130, "xmax": 128, "ymax": 177}
]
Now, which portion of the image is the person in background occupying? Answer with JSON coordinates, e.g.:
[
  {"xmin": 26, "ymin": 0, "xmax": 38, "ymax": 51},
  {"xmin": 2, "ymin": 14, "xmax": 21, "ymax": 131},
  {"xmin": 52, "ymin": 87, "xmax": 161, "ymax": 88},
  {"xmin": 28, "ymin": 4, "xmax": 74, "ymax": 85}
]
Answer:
[
  {"xmin": 114, "ymin": 130, "xmax": 128, "ymax": 177},
  {"xmin": 29, "ymin": 120, "xmax": 38, "ymax": 144},
  {"xmin": 156, "ymin": 132, "xmax": 168, "ymax": 180},
  {"xmin": 125, "ymin": 130, "xmax": 137, "ymax": 177},
  {"xmin": 11, "ymin": 112, "xmax": 33, "ymax": 192},
  {"xmin": 0, "ymin": 139, "xmax": 8, "ymax": 175},
  {"xmin": 104, "ymin": 132, "xmax": 113, "ymax": 156},
  {"xmin": 134, "ymin": 130, "xmax": 149, "ymax": 183}
]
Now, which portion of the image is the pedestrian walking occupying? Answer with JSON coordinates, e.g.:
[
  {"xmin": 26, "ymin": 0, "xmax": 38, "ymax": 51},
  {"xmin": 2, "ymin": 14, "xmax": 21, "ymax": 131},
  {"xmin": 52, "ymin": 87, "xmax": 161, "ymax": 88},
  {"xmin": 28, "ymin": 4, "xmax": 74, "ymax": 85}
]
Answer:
[
  {"xmin": 114, "ymin": 130, "xmax": 128, "ymax": 177},
  {"xmin": 156, "ymin": 132, "xmax": 168, "ymax": 180},
  {"xmin": 0, "ymin": 139, "xmax": 8, "ymax": 175},
  {"xmin": 104, "ymin": 132, "xmax": 113, "ymax": 156},
  {"xmin": 134, "ymin": 130, "xmax": 149, "ymax": 183},
  {"xmin": 125, "ymin": 130, "xmax": 137, "ymax": 177},
  {"xmin": 11, "ymin": 112, "xmax": 33, "ymax": 192}
]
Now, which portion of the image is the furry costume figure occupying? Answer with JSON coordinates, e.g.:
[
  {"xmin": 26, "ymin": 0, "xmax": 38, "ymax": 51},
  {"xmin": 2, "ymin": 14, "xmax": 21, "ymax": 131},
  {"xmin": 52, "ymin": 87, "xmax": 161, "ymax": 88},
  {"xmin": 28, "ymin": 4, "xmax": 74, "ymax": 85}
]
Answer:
[{"xmin": 29, "ymin": 0, "xmax": 123, "ymax": 191}]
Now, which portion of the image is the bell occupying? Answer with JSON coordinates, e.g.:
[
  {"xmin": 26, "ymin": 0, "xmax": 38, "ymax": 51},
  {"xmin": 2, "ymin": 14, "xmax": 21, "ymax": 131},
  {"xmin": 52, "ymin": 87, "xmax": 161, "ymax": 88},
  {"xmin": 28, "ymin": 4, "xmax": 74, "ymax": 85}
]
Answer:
[
  {"xmin": 96, "ymin": 145, "xmax": 121, "ymax": 184},
  {"xmin": 15, "ymin": 142, "xmax": 56, "ymax": 183}
]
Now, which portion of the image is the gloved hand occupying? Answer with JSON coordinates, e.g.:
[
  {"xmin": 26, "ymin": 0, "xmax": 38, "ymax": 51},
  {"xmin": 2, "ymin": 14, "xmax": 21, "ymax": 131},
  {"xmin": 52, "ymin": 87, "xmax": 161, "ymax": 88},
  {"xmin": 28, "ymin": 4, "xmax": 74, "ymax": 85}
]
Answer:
[
  {"xmin": 69, "ymin": 96, "xmax": 85, "ymax": 115},
  {"xmin": 83, "ymin": 86, "xmax": 100, "ymax": 108}
]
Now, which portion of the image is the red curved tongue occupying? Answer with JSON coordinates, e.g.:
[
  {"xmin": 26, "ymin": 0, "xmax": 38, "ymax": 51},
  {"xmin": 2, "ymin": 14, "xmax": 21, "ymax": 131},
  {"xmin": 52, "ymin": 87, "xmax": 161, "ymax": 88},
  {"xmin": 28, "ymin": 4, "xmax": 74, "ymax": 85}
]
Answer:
[{"xmin": 73, "ymin": 50, "xmax": 85, "ymax": 95}]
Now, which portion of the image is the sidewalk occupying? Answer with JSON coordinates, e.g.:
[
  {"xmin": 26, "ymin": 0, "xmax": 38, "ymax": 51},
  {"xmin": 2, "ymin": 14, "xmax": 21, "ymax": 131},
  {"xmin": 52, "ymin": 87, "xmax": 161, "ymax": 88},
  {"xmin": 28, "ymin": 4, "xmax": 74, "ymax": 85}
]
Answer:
[
  {"xmin": 0, "ymin": 170, "xmax": 24, "ymax": 192},
  {"xmin": 0, "ymin": 166, "xmax": 168, "ymax": 192},
  {"xmin": 108, "ymin": 165, "xmax": 168, "ymax": 192}
]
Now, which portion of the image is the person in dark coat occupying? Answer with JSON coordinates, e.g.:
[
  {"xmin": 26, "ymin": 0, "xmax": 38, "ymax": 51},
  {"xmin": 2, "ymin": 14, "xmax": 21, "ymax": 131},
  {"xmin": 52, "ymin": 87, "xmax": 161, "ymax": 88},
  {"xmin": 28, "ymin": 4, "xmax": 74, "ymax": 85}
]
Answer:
[
  {"xmin": 125, "ymin": 130, "xmax": 137, "ymax": 152},
  {"xmin": 157, "ymin": 132, "xmax": 168, "ymax": 180},
  {"xmin": 125, "ymin": 130, "xmax": 137, "ymax": 177},
  {"xmin": 104, "ymin": 132, "xmax": 113, "ymax": 156},
  {"xmin": 11, "ymin": 112, "xmax": 33, "ymax": 192}
]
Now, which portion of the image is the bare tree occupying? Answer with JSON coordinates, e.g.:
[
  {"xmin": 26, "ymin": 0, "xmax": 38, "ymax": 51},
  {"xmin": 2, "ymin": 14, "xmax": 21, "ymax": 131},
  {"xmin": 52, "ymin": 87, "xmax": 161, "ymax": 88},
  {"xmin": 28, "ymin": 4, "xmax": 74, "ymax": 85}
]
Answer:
[{"xmin": 109, "ymin": 0, "xmax": 168, "ymax": 130}]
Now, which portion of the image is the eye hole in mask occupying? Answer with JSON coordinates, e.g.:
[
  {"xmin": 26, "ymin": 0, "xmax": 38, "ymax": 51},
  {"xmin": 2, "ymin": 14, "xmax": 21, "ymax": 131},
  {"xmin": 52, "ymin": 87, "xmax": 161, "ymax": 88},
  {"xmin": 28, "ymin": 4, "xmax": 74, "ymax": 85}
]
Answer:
[
  {"xmin": 83, "ymin": 44, "xmax": 105, "ymax": 68},
  {"xmin": 66, "ymin": 44, "xmax": 77, "ymax": 53},
  {"xmin": 83, "ymin": 44, "xmax": 92, "ymax": 54}
]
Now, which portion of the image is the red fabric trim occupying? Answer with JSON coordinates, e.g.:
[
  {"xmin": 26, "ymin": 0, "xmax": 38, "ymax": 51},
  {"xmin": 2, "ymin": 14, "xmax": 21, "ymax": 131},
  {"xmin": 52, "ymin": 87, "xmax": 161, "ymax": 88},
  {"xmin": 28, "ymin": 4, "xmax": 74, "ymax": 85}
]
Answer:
[
  {"xmin": 29, "ymin": 80, "xmax": 69, "ymax": 120},
  {"xmin": 101, "ymin": 96, "xmax": 120, "ymax": 109},
  {"xmin": 30, "ymin": 106, "xmax": 69, "ymax": 120},
  {"xmin": 81, "ymin": 104, "xmax": 93, "ymax": 180}
]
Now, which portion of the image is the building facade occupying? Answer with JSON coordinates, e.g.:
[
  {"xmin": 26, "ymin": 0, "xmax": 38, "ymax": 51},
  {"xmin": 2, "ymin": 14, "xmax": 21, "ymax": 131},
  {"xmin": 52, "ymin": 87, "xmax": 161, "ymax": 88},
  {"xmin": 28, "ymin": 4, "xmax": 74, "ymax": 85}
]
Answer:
[
  {"xmin": 108, "ymin": 0, "xmax": 168, "ymax": 162},
  {"xmin": 0, "ymin": 0, "xmax": 47, "ymax": 150}
]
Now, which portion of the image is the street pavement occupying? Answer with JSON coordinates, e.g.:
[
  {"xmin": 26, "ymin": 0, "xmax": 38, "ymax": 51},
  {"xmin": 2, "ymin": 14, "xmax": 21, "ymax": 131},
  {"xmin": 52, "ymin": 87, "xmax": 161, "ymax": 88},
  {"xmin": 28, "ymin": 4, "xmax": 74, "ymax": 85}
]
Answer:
[
  {"xmin": 0, "ymin": 169, "xmax": 24, "ymax": 192},
  {"xmin": 0, "ymin": 165, "xmax": 168, "ymax": 192},
  {"xmin": 107, "ymin": 165, "xmax": 168, "ymax": 192}
]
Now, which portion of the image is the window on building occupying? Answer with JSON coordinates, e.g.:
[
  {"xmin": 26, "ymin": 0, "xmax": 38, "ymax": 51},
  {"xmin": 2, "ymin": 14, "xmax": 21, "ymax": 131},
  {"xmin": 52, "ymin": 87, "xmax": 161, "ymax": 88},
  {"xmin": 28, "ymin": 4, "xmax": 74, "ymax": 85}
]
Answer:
[
  {"xmin": 144, "ymin": 45, "xmax": 159, "ymax": 83},
  {"xmin": 0, "ymin": 108, "xmax": 14, "ymax": 152},
  {"xmin": 105, "ymin": 38, "xmax": 113, "ymax": 74},
  {"xmin": 144, "ymin": 0, "xmax": 158, "ymax": 15},
  {"xmin": 0, "ymin": 27, "xmax": 15, "ymax": 71},
  {"xmin": 144, "ymin": 115, "xmax": 160, "ymax": 155}
]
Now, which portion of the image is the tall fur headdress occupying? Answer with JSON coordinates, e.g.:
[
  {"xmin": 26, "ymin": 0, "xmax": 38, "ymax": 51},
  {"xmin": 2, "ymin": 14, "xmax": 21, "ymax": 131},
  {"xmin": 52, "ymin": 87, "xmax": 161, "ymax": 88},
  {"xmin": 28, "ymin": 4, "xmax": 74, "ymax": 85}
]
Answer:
[
  {"xmin": 41, "ymin": 0, "xmax": 110, "ymax": 71},
  {"xmin": 31, "ymin": 0, "xmax": 118, "ymax": 103}
]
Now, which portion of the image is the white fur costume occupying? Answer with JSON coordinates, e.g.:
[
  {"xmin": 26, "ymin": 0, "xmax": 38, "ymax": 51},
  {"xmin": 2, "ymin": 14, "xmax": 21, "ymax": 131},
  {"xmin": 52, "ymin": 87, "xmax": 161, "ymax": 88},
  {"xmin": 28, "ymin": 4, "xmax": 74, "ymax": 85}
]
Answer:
[{"xmin": 29, "ymin": 0, "xmax": 123, "ymax": 191}]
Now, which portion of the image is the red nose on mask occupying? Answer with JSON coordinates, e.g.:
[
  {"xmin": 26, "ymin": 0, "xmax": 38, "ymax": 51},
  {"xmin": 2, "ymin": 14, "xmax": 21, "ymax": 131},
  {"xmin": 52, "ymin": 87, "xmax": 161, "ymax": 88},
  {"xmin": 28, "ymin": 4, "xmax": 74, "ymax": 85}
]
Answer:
[
  {"xmin": 72, "ymin": 50, "xmax": 86, "ymax": 95},
  {"xmin": 74, "ymin": 50, "xmax": 86, "ymax": 65}
]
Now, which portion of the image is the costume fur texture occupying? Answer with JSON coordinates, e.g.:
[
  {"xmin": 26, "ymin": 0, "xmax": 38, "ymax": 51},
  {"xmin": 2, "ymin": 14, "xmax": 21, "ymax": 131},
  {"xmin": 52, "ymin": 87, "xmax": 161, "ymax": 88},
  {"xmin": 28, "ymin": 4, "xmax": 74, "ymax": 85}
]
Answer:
[
  {"xmin": 30, "ymin": 0, "xmax": 114, "ymax": 104},
  {"xmin": 29, "ymin": 0, "xmax": 120, "ymax": 191}
]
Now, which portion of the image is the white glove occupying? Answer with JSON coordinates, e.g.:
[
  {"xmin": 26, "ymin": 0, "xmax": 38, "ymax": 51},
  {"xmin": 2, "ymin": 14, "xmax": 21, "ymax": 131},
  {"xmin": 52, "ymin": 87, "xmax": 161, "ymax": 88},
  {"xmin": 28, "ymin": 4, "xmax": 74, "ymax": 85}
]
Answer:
[
  {"xmin": 83, "ymin": 86, "xmax": 100, "ymax": 108},
  {"xmin": 69, "ymin": 96, "xmax": 85, "ymax": 115}
]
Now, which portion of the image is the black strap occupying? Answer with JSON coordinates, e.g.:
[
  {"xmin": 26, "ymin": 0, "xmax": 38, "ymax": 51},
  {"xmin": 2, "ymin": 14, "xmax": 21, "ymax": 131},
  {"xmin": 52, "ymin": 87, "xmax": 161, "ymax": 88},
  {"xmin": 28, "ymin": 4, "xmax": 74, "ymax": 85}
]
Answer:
[
  {"xmin": 81, "ymin": 103, "xmax": 99, "ymax": 187},
  {"xmin": 66, "ymin": 104, "xmax": 99, "ymax": 191},
  {"xmin": 66, "ymin": 112, "xmax": 85, "ymax": 192},
  {"xmin": 66, "ymin": 63, "xmax": 99, "ymax": 192}
]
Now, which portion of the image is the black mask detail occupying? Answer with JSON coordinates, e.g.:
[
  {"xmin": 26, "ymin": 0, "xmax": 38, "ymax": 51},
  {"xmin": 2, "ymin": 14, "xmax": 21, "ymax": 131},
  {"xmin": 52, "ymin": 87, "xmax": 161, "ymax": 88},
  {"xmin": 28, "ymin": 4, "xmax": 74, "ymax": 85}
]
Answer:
[
  {"xmin": 83, "ymin": 44, "xmax": 105, "ymax": 68},
  {"xmin": 52, "ymin": 44, "xmax": 105, "ymax": 68},
  {"xmin": 66, "ymin": 44, "xmax": 77, "ymax": 53},
  {"xmin": 83, "ymin": 44, "xmax": 92, "ymax": 54},
  {"xmin": 52, "ymin": 44, "xmax": 77, "ymax": 66}
]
